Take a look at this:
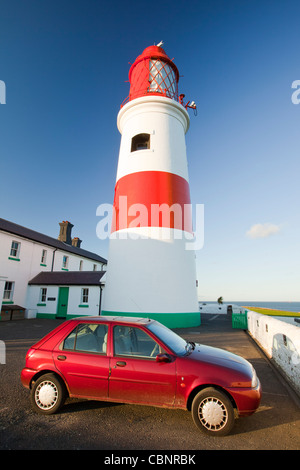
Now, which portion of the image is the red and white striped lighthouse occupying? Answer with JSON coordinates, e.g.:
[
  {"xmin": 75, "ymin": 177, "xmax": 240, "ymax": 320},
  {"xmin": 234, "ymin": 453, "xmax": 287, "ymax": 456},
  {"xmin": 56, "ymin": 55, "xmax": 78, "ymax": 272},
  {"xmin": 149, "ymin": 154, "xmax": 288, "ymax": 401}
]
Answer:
[{"xmin": 102, "ymin": 43, "xmax": 199, "ymax": 328}]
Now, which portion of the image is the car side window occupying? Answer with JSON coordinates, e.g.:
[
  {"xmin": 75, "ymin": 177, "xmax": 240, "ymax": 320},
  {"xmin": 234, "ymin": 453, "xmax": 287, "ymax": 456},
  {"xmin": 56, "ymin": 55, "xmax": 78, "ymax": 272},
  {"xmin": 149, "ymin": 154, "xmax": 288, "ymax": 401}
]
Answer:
[
  {"xmin": 113, "ymin": 326, "xmax": 162, "ymax": 359},
  {"xmin": 63, "ymin": 323, "xmax": 108, "ymax": 354}
]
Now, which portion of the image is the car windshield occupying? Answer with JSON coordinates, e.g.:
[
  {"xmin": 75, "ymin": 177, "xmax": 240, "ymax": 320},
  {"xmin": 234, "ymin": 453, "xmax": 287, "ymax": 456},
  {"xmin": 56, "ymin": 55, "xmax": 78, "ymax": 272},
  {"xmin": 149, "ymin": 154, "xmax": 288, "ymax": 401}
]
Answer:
[{"xmin": 147, "ymin": 321, "xmax": 189, "ymax": 356}]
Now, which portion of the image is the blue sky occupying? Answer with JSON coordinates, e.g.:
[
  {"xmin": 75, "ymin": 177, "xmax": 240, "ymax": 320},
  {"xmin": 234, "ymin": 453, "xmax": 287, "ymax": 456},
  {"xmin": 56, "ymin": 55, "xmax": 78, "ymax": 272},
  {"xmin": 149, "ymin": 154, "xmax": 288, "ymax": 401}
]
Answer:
[{"xmin": 1, "ymin": 0, "xmax": 299, "ymax": 301}]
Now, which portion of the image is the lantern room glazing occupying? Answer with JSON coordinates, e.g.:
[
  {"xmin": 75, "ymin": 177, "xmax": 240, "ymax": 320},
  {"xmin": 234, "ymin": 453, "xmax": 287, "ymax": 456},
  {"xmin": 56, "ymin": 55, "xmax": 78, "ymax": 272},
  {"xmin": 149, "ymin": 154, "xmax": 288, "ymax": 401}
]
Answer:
[{"xmin": 125, "ymin": 45, "xmax": 180, "ymax": 105}]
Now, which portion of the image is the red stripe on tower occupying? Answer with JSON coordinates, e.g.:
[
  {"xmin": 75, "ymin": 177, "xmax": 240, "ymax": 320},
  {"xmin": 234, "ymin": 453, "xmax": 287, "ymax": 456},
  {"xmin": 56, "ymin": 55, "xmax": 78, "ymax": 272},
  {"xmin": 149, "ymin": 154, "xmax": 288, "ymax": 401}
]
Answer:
[{"xmin": 111, "ymin": 171, "xmax": 192, "ymax": 233}]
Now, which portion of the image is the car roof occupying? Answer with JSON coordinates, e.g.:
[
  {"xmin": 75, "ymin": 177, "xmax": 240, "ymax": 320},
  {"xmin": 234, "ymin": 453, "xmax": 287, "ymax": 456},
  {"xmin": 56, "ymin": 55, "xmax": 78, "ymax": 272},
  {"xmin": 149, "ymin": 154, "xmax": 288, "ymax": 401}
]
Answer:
[{"xmin": 71, "ymin": 316, "xmax": 153, "ymax": 326}]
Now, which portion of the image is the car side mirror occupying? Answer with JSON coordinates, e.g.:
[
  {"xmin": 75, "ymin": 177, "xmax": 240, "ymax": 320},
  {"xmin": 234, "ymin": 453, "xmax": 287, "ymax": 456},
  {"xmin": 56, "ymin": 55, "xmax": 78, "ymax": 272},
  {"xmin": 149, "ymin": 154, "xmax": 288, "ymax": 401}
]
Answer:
[{"xmin": 156, "ymin": 353, "xmax": 171, "ymax": 363}]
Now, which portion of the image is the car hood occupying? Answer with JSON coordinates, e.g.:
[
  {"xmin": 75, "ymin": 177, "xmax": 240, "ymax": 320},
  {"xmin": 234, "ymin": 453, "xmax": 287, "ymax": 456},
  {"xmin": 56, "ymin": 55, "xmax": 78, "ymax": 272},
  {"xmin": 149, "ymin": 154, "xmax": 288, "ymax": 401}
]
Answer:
[{"xmin": 189, "ymin": 343, "xmax": 252, "ymax": 373}]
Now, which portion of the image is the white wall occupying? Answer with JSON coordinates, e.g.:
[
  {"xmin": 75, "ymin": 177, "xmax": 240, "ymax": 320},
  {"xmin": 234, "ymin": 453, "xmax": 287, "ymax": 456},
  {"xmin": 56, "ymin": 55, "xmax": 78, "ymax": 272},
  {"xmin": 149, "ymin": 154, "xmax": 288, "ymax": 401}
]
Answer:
[
  {"xmin": 0, "ymin": 231, "xmax": 53, "ymax": 307},
  {"xmin": 247, "ymin": 310, "xmax": 300, "ymax": 394},
  {"xmin": 52, "ymin": 251, "xmax": 105, "ymax": 272},
  {"xmin": 0, "ymin": 230, "xmax": 105, "ymax": 309},
  {"xmin": 27, "ymin": 285, "xmax": 101, "ymax": 317},
  {"xmin": 67, "ymin": 286, "xmax": 101, "ymax": 316},
  {"xmin": 27, "ymin": 285, "xmax": 58, "ymax": 316},
  {"xmin": 199, "ymin": 303, "xmax": 228, "ymax": 314},
  {"xmin": 199, "ymin": 303, "xmax": 246, "ymax": 314},
  {"xmin": 104, "ymin": 228, "xmax": 198, "ymax": 314}
]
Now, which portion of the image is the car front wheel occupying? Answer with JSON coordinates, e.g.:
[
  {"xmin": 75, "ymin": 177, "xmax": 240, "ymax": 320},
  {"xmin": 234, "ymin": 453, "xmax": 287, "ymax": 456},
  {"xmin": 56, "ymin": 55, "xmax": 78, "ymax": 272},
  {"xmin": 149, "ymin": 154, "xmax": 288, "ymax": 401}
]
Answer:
[
  {"xmin": 31, "ymin": 373, "xmax": 67, "ymax": 415},
  {"xmin": 191, "ymin": 387, "xmax": 235, "ymax": 436}
]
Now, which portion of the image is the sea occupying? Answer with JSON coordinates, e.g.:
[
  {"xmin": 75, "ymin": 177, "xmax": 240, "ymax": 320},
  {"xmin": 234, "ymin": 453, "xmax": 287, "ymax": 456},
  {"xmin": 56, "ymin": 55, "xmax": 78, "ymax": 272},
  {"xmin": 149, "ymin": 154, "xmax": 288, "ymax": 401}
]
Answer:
[
  {"xmin": 199, "ymin": 301, "xmax": 300, "ymax": 327},
  {"xmin": 227, "ymin": 301, "xmax": 300, "ymax": 313}
]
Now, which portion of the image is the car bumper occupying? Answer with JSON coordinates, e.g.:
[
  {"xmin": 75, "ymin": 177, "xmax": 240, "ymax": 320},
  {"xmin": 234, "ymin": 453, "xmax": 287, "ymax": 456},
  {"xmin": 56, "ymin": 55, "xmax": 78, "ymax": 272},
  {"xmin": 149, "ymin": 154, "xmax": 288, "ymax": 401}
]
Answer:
[
  {"xmin": 21, "ymin": 368, "xmax": 37, "ymax": 389},
  {"xmin": 228, "ymin": 380, "xmax": 262, "ymax": 416}
]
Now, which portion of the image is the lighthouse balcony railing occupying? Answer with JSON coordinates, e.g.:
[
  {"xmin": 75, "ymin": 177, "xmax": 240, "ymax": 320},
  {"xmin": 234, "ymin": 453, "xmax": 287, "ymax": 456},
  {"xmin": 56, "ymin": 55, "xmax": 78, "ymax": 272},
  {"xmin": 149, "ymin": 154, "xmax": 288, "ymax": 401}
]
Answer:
[{"xmin": 120, "ymin": 89, "xmax": 181, "ymax": 108}]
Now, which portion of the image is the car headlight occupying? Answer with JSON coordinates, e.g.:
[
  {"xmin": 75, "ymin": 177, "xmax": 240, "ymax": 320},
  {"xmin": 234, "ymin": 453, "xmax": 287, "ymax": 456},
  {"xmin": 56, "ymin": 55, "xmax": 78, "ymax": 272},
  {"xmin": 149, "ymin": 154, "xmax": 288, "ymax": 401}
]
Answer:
[{"xmin": 251, "ymin": 367, "xmax": 258, "ymax": 388}]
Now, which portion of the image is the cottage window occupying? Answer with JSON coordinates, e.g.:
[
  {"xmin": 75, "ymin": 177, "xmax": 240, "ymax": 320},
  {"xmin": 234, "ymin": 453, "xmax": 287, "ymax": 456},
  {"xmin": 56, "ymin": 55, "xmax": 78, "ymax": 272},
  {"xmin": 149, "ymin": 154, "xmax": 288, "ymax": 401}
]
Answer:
[
  {"xmin": 3, "ymin": 281, "xmax": 14, "ymax": 301},
  {"xmin": 39, "ymin": 288, "xmax": 47, "ymax": 303},
  {"xmin": 62, "ymin": 256, "xmax": 69, "ymax": 269},
  {"xmin": 10, "ymin": 241, "xmax": 20, "ymax": 258},
  {"xmin": 81, "ymin": 288, "xmax": 89, "ymax": 304},
  {"xmin": 41, "ymin": 249, "xmax": 47, "ymax": 265}
]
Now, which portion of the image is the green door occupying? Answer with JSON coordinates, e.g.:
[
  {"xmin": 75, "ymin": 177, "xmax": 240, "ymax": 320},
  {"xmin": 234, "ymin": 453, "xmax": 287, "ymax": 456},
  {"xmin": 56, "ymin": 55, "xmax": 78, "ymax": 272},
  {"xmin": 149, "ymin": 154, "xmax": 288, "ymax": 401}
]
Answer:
[{"xmin": 56, "ymin": 287, "xmax": 69, "ymax": 318}]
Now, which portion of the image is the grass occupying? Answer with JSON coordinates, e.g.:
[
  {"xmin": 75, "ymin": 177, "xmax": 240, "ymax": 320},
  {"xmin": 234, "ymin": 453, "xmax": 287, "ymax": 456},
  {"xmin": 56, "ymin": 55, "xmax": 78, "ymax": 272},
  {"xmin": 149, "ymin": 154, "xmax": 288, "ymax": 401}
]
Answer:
[{"xmin": 243, "ymin": 306, "xmax": 300, "ymax": 317}]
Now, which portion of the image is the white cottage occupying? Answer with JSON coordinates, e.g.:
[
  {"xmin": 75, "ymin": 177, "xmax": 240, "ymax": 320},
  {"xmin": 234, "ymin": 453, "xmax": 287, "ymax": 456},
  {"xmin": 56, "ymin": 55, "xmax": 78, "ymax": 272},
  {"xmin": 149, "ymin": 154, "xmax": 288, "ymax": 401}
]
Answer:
[
  {"xmin": 0, "ymin": 218, "xmax": 107, "ymax": 320},
  {"xmin": 27, "ymin": 271, "xmax": 105, "ymax": 319}
]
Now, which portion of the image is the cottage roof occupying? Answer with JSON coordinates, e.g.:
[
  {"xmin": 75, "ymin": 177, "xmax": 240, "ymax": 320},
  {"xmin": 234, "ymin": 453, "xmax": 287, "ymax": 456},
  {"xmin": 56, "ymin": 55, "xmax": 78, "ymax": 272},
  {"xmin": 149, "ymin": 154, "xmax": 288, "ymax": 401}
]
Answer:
[
  {"xmin": 28, "ymin": 270, "xmax": 106, "ymax": 286},
  {"xmin": 0, "ymin": 218, "xmax": 107, "ymax": 264}
]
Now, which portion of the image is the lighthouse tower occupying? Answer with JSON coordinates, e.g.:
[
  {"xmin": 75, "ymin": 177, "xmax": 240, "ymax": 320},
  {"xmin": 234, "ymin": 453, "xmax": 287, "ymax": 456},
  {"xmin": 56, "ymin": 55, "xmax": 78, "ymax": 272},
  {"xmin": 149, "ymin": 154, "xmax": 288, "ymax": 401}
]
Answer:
[{"xmin": 102, "ymin": 43, "xmax": 199, "ymax": 328}]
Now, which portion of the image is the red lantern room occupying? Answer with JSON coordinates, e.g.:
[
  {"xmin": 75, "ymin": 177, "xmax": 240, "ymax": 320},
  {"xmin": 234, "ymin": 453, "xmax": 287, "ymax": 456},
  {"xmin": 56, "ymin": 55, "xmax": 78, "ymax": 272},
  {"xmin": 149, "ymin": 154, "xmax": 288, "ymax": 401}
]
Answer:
[{"xmin": 127, "ymin": 43, "xmax": 180, "ymax": 103}]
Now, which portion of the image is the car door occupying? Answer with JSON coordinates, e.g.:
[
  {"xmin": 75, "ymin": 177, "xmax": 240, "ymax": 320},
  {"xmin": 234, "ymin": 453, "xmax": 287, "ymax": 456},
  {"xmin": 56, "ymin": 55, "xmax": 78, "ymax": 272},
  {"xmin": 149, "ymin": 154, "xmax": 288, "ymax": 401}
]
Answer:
[
  {"xmin": 109, "ymin": 325, "xmax": 176, "ymax": 406},
  {"xmin": 53, "ymin": 322, "xmax": 109, "ymax": 399}
]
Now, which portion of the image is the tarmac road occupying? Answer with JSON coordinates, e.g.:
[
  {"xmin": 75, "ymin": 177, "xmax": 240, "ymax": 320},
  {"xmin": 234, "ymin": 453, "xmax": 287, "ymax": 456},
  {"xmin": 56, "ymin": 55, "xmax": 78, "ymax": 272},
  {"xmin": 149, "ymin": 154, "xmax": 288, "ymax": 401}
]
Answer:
[{"xmin": 0, "ymin": 315, "xmax": 299, "ymax": 451}]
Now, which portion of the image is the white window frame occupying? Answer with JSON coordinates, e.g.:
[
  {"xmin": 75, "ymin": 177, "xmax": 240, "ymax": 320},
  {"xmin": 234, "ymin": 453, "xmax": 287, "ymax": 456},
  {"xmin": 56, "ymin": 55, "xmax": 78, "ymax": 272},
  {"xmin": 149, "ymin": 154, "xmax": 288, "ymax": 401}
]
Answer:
[
  {"xmin": 79, "ymin": 260, "xmax": 83, "ymax": 271},
  {"xmin": 10, "ymin": 241, "xmax": 20, "ymax": 258},
  {"xmin": 81, "ymin": 288, "xmax": 89, "ymax": 304},
  {"xmin": 39, "ymin": 287, "xmax": 47, "ymax": 303},
  {"xmin": 3, "ymin": 281, "xmax": 15, "ymax": 301},
  {"xmin": 62, "ymin": 255, "xmax": 69, "ymax": 269},
  {"xmin": 41, "ymin": 249, "xmax": 47, "ymax": 265}
]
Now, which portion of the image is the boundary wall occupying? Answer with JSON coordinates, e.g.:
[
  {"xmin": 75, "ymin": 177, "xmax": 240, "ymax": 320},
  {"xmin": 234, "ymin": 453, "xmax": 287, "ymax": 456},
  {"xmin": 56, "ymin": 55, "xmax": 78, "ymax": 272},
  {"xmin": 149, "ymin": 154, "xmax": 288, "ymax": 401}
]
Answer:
[{"xmin": 247, "ymin": 310, "xmax": 300, "ymax": 395}]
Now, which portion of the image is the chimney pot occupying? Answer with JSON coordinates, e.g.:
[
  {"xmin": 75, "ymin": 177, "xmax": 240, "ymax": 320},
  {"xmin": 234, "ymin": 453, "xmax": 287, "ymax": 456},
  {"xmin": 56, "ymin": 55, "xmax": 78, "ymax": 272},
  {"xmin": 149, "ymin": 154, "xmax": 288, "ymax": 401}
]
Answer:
[
  {"xmin": 72, "ymin": 237, "xmax": 82, "ymax": 248},
  {"xmin": 58, "ymin": 220, "xmax": 74, "ymax": 245}
]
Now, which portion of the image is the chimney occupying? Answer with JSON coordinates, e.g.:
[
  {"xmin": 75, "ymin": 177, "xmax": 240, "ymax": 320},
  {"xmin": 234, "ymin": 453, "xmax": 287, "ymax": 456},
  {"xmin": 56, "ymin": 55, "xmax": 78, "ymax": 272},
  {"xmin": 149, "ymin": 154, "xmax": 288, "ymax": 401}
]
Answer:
[
  {"xmin": 72, "ymin": 237, "xmax": 82, "ymax": 248},
  {"xmin": 58, "ymin": 220, "xmax": 74, "ymax": 245}
]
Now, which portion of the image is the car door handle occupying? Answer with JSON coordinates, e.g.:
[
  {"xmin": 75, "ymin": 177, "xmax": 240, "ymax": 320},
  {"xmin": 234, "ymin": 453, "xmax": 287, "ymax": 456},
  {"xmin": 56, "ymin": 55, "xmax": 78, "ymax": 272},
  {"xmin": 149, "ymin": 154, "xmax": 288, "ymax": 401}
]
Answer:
[
  {"xmin": 57, "ymin": 355, "xmax": 67, "ymax": 361},
  {"xmin": 115, "ymin": 361, "xmax": 126, "ymax": 367}
]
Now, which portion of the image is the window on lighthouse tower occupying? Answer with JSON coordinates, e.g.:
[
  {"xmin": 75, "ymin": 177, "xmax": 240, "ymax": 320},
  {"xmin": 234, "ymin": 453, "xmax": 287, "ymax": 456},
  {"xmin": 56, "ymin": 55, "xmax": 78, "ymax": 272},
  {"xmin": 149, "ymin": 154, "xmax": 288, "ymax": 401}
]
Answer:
[
  {"xmin": 131, "ymin": 133, "xmax": 150, "ymax": 152},
  {"xmin": 149, "ymin": 60, "xmax": 177, "ymax": 98}
]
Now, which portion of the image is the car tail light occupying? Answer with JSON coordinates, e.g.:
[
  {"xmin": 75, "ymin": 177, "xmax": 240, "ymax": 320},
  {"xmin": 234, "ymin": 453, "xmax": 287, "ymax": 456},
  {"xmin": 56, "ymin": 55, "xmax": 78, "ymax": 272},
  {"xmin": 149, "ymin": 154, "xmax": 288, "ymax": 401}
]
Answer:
[
  {"xmin": 25, "ymin": 348, "xmax": 36, "ymax": 361},
  {"xmin": 251, "ymin": 367, "xmax": 258, "ymax": 388}
]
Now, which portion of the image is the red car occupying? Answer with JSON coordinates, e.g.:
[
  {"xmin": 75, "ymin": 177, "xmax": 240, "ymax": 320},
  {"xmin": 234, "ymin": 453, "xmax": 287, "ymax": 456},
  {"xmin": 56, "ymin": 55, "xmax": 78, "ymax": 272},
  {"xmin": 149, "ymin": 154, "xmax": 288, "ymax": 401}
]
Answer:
[{"xmin": 21, "ymin": 316, "xmax": 261, "ymax": 436}]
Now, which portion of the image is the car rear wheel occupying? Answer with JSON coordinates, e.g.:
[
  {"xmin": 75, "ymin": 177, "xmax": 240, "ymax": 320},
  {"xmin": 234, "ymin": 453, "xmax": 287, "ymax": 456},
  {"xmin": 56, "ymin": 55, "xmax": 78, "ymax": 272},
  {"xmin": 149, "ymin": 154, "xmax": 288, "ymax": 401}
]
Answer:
[
  {"xmin": 191, "ymin": 387, "xmax": 235, "ymax": 436},
  {"xmin": 31, "ymin": 373, "xmax": 67, "ymax": 415}
]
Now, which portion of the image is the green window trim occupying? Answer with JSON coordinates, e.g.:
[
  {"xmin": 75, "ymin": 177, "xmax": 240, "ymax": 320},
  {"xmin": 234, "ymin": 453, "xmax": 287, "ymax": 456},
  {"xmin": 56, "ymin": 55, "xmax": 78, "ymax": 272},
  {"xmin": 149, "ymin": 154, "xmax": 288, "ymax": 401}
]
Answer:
[
  {"xmin": 37, "ymin": 303, "xmax": 46, "ymax": 306},
  {"xmin": 61, "ymin": 268, "xmax": 69, "ymax": 271},
  {"xmin": 8, "ymin": 257, "xmax": 20, "ymax": 262},
  {"xmin": 2, "ymin": 300, "xmax": 13, "ymax": 305},
  {"xmin": 40, "ymin": 263, "xmax": 47, "ymax": 267},
  {"xmin": 78, "ymin": 304, "xmax": 89, "ymax": 308}
]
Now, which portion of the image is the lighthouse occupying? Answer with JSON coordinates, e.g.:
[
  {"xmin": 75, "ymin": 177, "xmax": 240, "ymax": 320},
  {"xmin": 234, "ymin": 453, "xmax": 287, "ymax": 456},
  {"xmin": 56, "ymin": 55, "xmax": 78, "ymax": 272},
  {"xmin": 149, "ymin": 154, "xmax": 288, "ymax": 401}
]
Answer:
[{"xmin": 102, "ymin": 43, "xmax": 200, "ymax": 328}]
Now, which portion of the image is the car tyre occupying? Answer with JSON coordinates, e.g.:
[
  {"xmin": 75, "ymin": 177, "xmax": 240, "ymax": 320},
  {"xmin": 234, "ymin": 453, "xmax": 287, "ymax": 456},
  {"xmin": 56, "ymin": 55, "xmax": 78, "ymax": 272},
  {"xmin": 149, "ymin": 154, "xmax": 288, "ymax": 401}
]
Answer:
[
  {"xmin": 31, "ymin": 373, "xmax": 67, "ymax": 415},
  {"xmin": 191, "ymin": 387, "xmax": 235, "ymax": 436}
]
